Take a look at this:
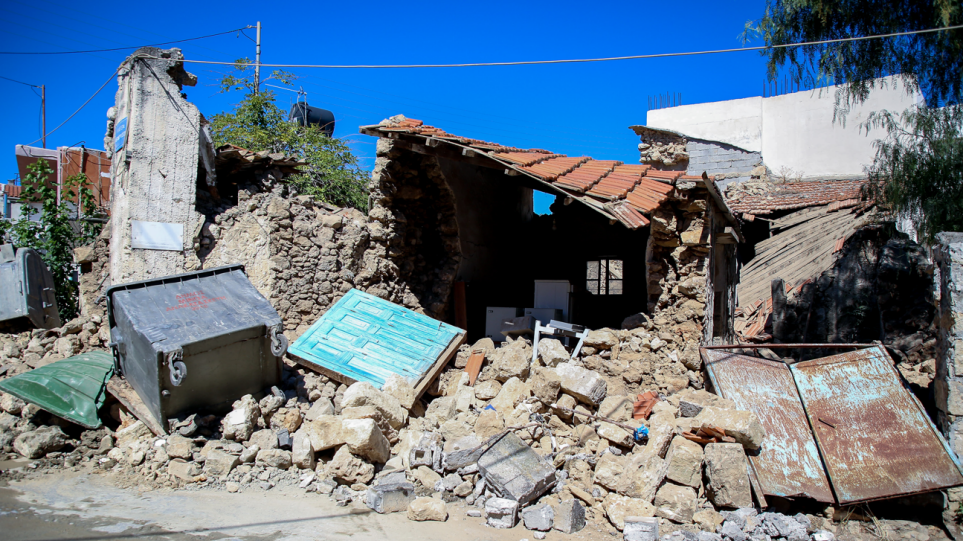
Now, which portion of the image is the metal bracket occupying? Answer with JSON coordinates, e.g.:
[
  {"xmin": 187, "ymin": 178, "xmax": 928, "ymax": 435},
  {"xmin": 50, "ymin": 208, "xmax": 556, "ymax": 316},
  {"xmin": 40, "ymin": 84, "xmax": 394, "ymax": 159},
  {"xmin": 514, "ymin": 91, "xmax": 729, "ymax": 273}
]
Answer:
[
  {"xmin": 269, "ymin": 325, "xmax": 288, "ymax": 358},
  {"xmin": 531, "ymin": 320, "xmax": 589, "ymax": 364},
  {"xmin": 166, "ymin": 349, "xmax": 186, "ymax": 386}
]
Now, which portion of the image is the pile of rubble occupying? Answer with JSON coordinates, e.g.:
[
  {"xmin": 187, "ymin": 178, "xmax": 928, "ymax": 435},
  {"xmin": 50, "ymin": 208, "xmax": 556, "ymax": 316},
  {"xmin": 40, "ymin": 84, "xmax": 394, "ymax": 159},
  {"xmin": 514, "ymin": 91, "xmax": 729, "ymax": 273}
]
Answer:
[{"xmin": 0, "ymin": 315, "xmax": 950, "ymax": 541}]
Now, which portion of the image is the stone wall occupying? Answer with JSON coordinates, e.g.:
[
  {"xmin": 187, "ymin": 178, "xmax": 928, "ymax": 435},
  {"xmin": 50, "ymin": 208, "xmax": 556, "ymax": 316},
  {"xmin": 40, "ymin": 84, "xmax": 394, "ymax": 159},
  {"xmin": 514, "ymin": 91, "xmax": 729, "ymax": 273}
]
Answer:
[
  {"xmin": 935, "ymin": 232, "xmax": 963, "ymax": 458},
  {"xmin": 631, "ymin": 126, "xmax": 689, "ymax": 169}
]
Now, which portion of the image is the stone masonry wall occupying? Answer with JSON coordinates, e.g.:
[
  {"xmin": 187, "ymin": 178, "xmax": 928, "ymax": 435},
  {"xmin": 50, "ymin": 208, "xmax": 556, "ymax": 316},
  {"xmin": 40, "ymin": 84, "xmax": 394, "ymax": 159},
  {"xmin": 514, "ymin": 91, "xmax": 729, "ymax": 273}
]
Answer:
[{"xmin": 935, "ymin": 232, "xmax": 963, "ymax": 458}]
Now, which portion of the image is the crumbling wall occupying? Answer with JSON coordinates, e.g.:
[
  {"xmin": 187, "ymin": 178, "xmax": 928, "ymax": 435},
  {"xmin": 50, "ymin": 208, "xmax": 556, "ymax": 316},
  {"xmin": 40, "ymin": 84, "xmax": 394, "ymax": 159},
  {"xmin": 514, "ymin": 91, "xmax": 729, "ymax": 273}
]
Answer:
[
  {"xmin": 368, "ymin": 138, "xmax": 461, "ymax": 319},
  {"xmin": 74, "ymin": 226, "xmax": 111, "ymax": 322},
  {"xmin": 644, "ymin": 180, "xmax": 713, "ymax": 367},
  {"xmin": 631, "ymin": 126, "xmax": 689, "ymax": 169},
  {"xmin": 935, "ymin": 232, "xmax": 963, "ymax": 459},
  {"xmin": 105, "ymin": 47, "xmax": 208, "ymax": 285}
]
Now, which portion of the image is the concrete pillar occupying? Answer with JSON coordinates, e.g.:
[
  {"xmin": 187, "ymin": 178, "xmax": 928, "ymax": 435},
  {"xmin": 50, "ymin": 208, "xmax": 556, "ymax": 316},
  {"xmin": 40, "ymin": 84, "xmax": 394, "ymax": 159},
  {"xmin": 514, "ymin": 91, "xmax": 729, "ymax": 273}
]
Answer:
[
  {"xmin": 934, "ymin": 232, "xmax": 963, "ymax": 457},
  {"xmin": 106, "ymin": 47, "xmax": 207, "ymax": 285}
]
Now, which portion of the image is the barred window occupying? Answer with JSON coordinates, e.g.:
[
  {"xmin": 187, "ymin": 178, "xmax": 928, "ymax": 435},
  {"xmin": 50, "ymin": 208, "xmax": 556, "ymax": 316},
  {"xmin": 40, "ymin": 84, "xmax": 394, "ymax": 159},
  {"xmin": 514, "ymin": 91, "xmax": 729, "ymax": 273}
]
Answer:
[{"xmin": 587, "ymin": 259, "xmax": 623, "ymax": 295}]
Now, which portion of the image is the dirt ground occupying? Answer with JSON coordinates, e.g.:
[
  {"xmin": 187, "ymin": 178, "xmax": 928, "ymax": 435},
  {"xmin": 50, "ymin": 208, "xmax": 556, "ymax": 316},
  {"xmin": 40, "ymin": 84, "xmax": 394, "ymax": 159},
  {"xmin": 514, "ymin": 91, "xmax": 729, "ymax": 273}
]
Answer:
[{"xmin": 0, "ymin": 463, "xmax": 610, "ymax": 541}]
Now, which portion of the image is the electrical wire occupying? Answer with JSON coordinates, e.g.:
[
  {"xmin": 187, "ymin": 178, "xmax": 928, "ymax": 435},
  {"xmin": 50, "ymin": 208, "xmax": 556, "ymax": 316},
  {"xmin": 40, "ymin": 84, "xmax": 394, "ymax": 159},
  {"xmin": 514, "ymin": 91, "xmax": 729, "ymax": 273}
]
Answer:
[
  {"xmin": 0, "ymin": 75, "xmax": 39, "ymax": 87},
  {"xmin": 23, "ymin": 68, "xmax": 120, "ymax": 146},
  {"xmin": 0, "ymin": 27, "xmax": 252, "ymax": 55},
  {"xmin": 140, "ymin": 24, "xmax": 963, "ymax": 69}
]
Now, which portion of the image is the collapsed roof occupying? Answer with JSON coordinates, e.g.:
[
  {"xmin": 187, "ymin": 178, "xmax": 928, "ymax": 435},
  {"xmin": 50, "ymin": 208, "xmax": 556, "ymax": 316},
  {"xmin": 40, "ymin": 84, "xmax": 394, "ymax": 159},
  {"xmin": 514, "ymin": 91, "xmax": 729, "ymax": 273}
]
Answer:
[{"xmin": 360, "ymin": 117, "xmax": 715, "ymax": 230}]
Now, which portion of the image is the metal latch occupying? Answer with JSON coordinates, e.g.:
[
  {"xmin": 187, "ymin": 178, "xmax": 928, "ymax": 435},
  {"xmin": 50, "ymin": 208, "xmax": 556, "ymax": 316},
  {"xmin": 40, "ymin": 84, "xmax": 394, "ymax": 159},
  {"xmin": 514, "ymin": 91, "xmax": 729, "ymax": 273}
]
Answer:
[
  {"xmin": 269, "ymin": 325, "xmax": 288, "ymax": 357},
  {"xmin": 166, "ymin": 348, "xmax": 186, "ymax": 386}
]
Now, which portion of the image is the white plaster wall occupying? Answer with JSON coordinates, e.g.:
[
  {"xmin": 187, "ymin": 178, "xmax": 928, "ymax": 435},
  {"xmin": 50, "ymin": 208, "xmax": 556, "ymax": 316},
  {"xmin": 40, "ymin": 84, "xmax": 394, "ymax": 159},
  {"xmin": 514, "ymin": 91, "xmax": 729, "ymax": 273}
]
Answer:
[
  {"xmin": 646, "ymin": 77, "xmax": 921, "ymax": 178},
  {"xmin": 648, "ymin": 97, "xmax": 763, "ymax": 152}
]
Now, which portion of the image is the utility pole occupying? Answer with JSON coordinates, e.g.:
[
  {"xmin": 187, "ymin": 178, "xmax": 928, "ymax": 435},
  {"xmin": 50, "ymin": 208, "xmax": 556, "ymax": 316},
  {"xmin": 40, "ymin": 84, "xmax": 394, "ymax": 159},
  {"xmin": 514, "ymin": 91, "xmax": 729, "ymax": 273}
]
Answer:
[
  {"xmin": 254, "ymin": 21, "xmax": 261, "ymax": 94},
  {"xmin": 41, "ymin": 84, "xmax": 46, "ymax": 149}
]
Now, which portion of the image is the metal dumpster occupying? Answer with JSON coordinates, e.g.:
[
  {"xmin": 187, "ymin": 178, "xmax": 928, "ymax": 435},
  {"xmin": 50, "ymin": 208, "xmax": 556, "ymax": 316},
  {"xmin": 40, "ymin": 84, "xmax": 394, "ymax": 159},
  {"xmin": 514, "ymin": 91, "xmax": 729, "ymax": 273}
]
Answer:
[
  {"xmin": 106, "ymin": 264, "xmax": 287, "ymax": 430},
  {"xmin": 0, "ymin": 244, "xmax": 62, "ymax": 330}
]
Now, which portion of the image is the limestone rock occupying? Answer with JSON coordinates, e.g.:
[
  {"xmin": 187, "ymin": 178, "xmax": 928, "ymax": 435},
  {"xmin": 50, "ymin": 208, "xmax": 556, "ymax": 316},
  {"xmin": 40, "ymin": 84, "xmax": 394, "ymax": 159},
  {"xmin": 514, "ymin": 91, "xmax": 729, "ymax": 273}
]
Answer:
[
  {"xmin": 341, "ymin": 382, "xmax": 407, "ymax": 429},
  {"xmin": 585, "ymin": 329, "xmax": 618, "ymax": 350},
  {"xmin": 594, "ymin": 452, "xmax": 625, "ymax": 491},
  {"xmin": 619, "ymin": 453, "xmax": 668, "ymax": 502},
  {"xmin": 489, "ymin": 339, "xmax": 532, "ymax": 382},
  {"xmin": 704, "ymin": 443, "xmax": 752, "ymax": 509},
  {"xmin": 407, "ymin": 497, "xmax": 447, "ymax": 521},
  {"xmin": 168, "ymin": 459, "xmax": 201, "ymax": 481},
  {"xmin": 248, "ymin": 429, "xmax": 279, "ymax": 451},
  {"xmin": 602, "ymin": 493, "xmax": 656, "ymax": 531},
  {"xmin": 256, "ymin": 449, "xmax": 293, "ymax": 469},
  {"xmin": 474, "ymin": 408, "xmax": 505, "ymax": 440},
  {"xmin": 530, "ymin": 367, "xmax": 561, "ymax": 405},
  {"xmin": 598, "ymin": 395, "xmax": 633, "ymax": 422},
  {"xmin": 342, "ymin": 418, "xmax": 390, "ymax": 463},
  {"xmin": 269, "ymin": 407, "xmax": 302, "ymax": 434},
  {"xmin": 555, "ymin": 499, "xmax": 586, "ymax": 534},
  {"xmin": 302, "ymin": 415, "xmax": 345, "ymax": 451},
  {"xmin": 556, "ymin": 362, "xmax": 607, "ymax": 405},
  {"xmin": 474, "ymin": 379, "xmax": 501, "ymax": 400},
  {"xmin": 537, "ymin": 338, "xmax": 569, "ymax": 367},
  {"xmin": 55, "ymin": 335, "xmax": 82, "ymax": 357},
  {"xmin": 523, "ymin": 503, "xmax": 555, "ymax": 531},
  {"xmin": 411, "ymin": 465, "xmax": 442, "ymax": 490},
  {"xmin": 676, "ymin": 389, "xmax": 737, "ymax": 418},
  {"xmin": 204, "ymin": 449, "xmax": 240, "ymax": 477},
  {"xmin": 695, "ymin": 406, "xmax": 765, "ymax": 450},
  {"xmin": 665, "ymin": 436, "xmax": 704, "ymax": 488},
  {"xmin": 328, "ymin": 445, "xmax": 374, "ymax": 484},
  {"xmin": 222, "ymin": 395, "xmax": 261, "ymax": 442},
  {"xmin": 381, "ymin": 374, "xmax": 416, "ymax": 410},
  {"xmin": 598, "ymin": 422, "xmax": 634, "ymax": 447},
  {"xmin": 13, "ymin": 425, "xmax": 66, "ymax": 458},
  {"xmin": 486, "ymin": 497, "xmax": 518, "ymax": 529},
  {"xmin": 292, "ymin": 429, "xmax": 316, "ymax": 469},
  {"xmin": 654, "ymin": 483, "xmax": 697, "ymax": 523},
  {"xmin": 166, "ymin": 434, "xmax": 195, "ymax": 460},
  {"xmin": 424, "ymin": 396, "xmax": 456, "ymax": 426},
  {"xmin": 116, "ymin": 420, "xmax": 152, "ymax": 448},
  {"xmin": 304, "ymin": 398, "xmax": 335, "ymax": 421},
  {"xmin": 693, "ymin": 509, "xmax": 725, "ymax": 533},
  {"xmin": 489, "ymin": 377, "xmax": 531, "ymax": 413},
  {"xmin": 0, "ymin": 393, "xmax": 25, "ymax": 415}
]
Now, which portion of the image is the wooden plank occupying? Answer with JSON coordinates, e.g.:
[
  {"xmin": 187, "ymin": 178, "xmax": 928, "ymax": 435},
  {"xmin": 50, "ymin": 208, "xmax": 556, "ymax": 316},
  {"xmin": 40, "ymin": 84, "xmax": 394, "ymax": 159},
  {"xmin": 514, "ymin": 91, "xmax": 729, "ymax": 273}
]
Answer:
[
  {"xmin": 465, "ymin": 351, "xmax": 485, "ymax": 386},
  {"xmin": 413, "ymin": 331, "xmax": 467, "ymax": 401},
  {"xmin": 106, "ymin": 376, "xmax": 166, "ymax": 436}
]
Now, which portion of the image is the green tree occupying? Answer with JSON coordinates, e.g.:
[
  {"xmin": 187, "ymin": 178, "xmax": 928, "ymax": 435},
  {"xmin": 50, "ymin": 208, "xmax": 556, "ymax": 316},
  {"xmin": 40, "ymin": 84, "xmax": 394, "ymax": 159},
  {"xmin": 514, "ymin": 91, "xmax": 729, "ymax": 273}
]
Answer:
[
  {"xmin": 748, "ymin": 0, "xmax": 963, "ymax": 242},
  {"xmin": 210, "ymin": 59, "xmax": 369, "ymax": 211},
  {"xmin": 1, "ymin": 160, "xmax": 102, "ymax": 321}
]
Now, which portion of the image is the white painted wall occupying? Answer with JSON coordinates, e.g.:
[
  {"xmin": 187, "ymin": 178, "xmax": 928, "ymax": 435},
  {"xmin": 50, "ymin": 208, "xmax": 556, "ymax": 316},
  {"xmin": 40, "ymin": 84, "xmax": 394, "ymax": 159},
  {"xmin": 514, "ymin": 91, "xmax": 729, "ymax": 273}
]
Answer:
[{"xmin": 646, "ymin": 77, "xmax": 921, "ymax": 178}]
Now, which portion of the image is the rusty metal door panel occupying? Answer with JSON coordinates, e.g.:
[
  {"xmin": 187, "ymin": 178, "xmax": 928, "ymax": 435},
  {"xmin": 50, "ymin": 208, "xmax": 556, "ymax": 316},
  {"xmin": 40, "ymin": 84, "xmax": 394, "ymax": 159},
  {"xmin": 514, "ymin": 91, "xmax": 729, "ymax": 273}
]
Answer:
[
  {"xmin": 703, "ymin": 349, "xmax": 835, "ymax": 502},
  {"xmin": 792, "ymin": 346, "xmax": 963, "ymax": 504}
]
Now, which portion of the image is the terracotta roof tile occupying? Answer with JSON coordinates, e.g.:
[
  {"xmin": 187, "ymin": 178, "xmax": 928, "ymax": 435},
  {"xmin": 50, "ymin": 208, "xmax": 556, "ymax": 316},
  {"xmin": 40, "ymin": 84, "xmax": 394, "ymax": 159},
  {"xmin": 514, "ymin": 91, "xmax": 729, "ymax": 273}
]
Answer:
[
  {"xmin": 555, "ymin": 160, "xmax": 620, "ymax": 193},
  {"xmin": 727, "ymin": 180, "xmax": 866, "ymax": 215},
  {"xmin": 2, "ymin": 184, "xmax": 22, "ymax": 198},
  {"xmin": 521, "ymin": 156, "xmax": 590, "ymax": 181}
]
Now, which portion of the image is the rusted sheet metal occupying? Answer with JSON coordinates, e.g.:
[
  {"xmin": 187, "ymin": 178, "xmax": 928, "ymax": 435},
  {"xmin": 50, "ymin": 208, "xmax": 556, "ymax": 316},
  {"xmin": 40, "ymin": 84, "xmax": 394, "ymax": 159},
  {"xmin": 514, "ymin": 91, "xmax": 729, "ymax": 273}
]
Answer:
[
  {"xmin": 792, "ymin": 346, "xmax": 963, "ymax": 504},
  {"xmin": 703, "ymin": 349, "xmax": 835, "ymax": 502}
]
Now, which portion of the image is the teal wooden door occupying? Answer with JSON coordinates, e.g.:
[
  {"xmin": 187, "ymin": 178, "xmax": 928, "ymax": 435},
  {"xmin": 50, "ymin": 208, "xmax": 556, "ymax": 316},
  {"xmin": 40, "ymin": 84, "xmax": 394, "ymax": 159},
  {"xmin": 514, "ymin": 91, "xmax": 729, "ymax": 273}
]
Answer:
[{"xmin": 289, "ymin": 289, "xmax": 463, "ymax": 389}]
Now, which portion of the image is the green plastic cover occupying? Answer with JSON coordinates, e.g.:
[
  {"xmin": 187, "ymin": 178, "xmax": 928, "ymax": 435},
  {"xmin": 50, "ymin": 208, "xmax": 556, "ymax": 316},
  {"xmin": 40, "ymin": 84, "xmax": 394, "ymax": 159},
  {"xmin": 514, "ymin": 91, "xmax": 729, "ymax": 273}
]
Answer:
[{"xmin": 0, "ymin": 351, "xmax": 114, "ymax": 428}]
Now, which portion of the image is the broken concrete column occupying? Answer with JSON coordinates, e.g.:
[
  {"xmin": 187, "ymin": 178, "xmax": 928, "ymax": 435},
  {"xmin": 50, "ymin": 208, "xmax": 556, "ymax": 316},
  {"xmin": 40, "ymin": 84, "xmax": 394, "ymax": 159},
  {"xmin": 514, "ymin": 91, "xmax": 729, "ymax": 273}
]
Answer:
[
  {"xmin": 477, "ymin": 432, "xmax": 556, "ymax": 505},
  {"xmin": 365, "ymin": 481, "xmax": 416, "ymax": 513},
  {"xmin": 107, "ymin": 47, "xmax": 208, "ymax": 284},
  {"xmin": 486, "ymin": 497, "xmax": 519, "ymax": 528}
]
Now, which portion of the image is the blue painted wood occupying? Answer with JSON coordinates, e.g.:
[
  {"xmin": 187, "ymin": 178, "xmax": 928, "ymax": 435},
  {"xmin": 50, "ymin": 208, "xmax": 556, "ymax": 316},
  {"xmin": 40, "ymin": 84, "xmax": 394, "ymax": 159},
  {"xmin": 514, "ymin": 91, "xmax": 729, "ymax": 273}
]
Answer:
[{"xmin": 289, "ymin": 289, "xmax": 463, "ymax": 389}]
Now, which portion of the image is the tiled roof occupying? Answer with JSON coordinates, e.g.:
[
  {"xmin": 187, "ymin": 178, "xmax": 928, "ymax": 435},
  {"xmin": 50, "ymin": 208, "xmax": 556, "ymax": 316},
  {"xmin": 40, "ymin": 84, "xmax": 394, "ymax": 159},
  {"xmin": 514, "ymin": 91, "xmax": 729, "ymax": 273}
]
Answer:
[
  {"xmin": 2, "ymin": 184, "xmax": 22, "ymax": 198},
  {"xmin": 361, "ymin": 117, "xmax": 689, "ymax": 229},
  {"xmin": 726, "ymin": 180, "xmax": 866, "ymax": 215}
]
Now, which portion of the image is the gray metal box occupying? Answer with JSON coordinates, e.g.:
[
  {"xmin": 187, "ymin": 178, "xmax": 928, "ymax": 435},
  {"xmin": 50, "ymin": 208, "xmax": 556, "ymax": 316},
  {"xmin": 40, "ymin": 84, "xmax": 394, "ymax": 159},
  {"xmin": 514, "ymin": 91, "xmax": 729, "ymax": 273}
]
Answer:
[
  {"xmin": 0, "ymin": 244, "xmax": 61, "ymax": 330},
  {"xmin": 524, "ymin": 308, "xmax": 563, "ymax": 325},
  {"xmin": 106, "ymin": 265, "xmax": 286, "ymax": 429},
  {"xmin": 486, "ymin": 307, "xmax": 521, "ymax": 342}
]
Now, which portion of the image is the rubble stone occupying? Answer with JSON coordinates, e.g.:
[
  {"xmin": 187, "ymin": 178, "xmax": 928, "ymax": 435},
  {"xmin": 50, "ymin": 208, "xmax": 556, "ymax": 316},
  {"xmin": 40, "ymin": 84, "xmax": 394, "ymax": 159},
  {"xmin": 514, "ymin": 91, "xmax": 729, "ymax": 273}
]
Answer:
[
  {"xmin": 366, "ymin": 481, "xmax": 415, "ymax": 513},
  {"xmin": 302, "ymin": 415, "xmax": 345, "ymax": 451},
  {"xmin": 407, "ymin": 497, "xmax": 447, "ymax": 521},
  {"xmin": 556, "ymin": 362, "xmax": 607, "ymax": 405},
  {"xmin": 342, "ymin": 382, "xmax": 407, "ymax": 429},
  {"xmin": 523, "ymin": 503, "xmax": 555, "ymax": 531},
  {"xmin": 485, "ymin": 497, "xmax": 518, "ymax": 528},
  {"xmin": 594, "ymin": 451, "xmax": 625, "ymax": 491},
  {"xmin": 598, "ymin": 395, "xmax": 633, "ymax": 422},
  {"xmin": 328, "ymin": 445, "xmax": 374, "ymax": 484},
  {"xmin": 269, "ymin": 407, "xmax": 302, "ymax": 434},
  {"xmin": 602, "ymin": 493, "xmax": 656, "ymax": 530},
  {"xmin": 665, "ymin": 436, "xmax": 703, "ymax": 488},
  {"xmin": 256, "ymin": 449, "xmax": 293, "ymax": 469},
  {"xmin": 530, "ymin": 367, "xmax": 561, "ymax": 405},
  {"xmin": 425, "ymin": 396, "xmax": 457, "ymax": 426},
  {"xmin": 442, "ymin": 435, "xmax": 482, "ymax": 470},
  {"xmin": 0, "ymin": 393, "xmax": 25, "ymax": 415},
  {"xmin": 489, "ymin": 339, "xmax": 531, "ymax": 382},
  {"xmin": 693, "ymin": 509, "xmax": 725, "ymax": 532},
  {"xmin": 554, "ymin": 499, "xmax": 585, "ymax": 534},
  {"xmin": 694, "ymin": 406, "xmax": 765, "ymax": 450},
  {"xmin": 381, "ymin": 374, "xmax": 416, "ymax": 409},
  {"xmin": 473, "ymin": 408, "xmax": 505, "ymax": 440},
  {"xmin": 478, "ymin": 432, "xmax": 556, "ymax": 505},
  {"xmin": 204, "ymin": 449, "xmax": 240, "ymax": 477},
  {"xmin": 304, "ymin": 398, "xmax": 335, "ymax": 421},
  {"xmin": 489, "ymin": 377, "xmax": 531, "ymax": 413},
  {"xmin": 292, "ymin": 429, "xmax": 315, "ymax": 469},
  {"xmin": 474, "ymin": 380, "xmax": 501, "ymax": 400},
  {"xmin": 168, "ymin": 459, "xmax": 200, "ymax": 481},
  {"xmin": 166, "ymin": 434, "xmax": 194, "ymax": 459},
  {"xmin": 537, "ymin": 338, "xmax": 569, "ymax": 367},
  {"xmin": 704, "ymin": 443, "xmax": 752, "ymax": 509},
  {"xmin": 411, "ymin": 465, "xmax": 442, "ymax": 490},
  {"xmin": 14, "ymin": 426, "xmax": 67, "ymax": 458},
  {"xmin": 116, "ymin": 420, "xmax": 152, "ymax": 448},
  {"xmin": 222, "ymin": 396, "xmax": 261, "ymax": 442},
  {"xmin": 585, "ymin": 329, "xmax": 618, "ymax": 349},
  {"xmin": 598, "ymin": 422, "xmax": 634, "ymax": 447},
  {"xmin": 249, "ymin": 429, "xmax": 279, "ymax": 451},
  {"xmin": 623, "ymin": 516, "xmax": 660, "ymax": 541},
  {"xmin": 342, "ymin": 418, "xmax": 390, "ymax": 463},
  {"xmin": 654, "ymin": 483, "xmax": 697, "ymax": 523},
  {"xmin": 620, "ymin": 453, "xmax": 668, "ymax": 502}
]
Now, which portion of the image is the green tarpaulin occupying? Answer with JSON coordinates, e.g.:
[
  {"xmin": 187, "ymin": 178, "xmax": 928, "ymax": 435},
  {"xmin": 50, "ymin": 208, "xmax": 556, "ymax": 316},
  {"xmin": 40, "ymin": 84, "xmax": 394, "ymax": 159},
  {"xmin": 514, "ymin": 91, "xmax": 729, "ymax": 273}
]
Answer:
[{"xmin": 0, "ymin": 351, "xmax": 114, "ymax": 429}]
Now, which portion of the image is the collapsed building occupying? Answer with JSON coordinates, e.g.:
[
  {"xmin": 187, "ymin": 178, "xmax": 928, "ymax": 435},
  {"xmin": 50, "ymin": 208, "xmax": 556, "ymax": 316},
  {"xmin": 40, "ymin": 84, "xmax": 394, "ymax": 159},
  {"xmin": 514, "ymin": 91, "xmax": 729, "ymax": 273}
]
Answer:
[{"xmin": 2, "ymin": 46, "xmax": 963, "ymax": 541}]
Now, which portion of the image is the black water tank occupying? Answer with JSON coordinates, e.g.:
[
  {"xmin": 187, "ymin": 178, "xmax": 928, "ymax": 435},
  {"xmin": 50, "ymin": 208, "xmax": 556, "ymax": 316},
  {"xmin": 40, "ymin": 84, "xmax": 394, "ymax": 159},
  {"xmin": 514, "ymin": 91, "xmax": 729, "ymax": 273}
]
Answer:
[{"xmin": 288, "ymin": 103, "xmax": 335, "ymax": 137}]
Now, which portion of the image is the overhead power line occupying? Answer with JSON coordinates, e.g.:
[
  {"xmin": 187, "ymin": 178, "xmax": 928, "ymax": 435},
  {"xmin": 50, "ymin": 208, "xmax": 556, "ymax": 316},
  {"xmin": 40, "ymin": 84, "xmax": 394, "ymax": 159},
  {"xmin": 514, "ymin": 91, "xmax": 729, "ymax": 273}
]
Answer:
[
  {"xmin": 0, "ymin": 75, "xmax": 40, "ymax": 87},
  {"xmin": 142, "ymin": 24, "xmax": 963, "ymax": 69},
  {"xmin": 23, "ymin": 68, "xmax": 119, "ymax": 147},
  {"xmin": 0, "ymin": 27, "xmax": 253, "ymax": 55}
]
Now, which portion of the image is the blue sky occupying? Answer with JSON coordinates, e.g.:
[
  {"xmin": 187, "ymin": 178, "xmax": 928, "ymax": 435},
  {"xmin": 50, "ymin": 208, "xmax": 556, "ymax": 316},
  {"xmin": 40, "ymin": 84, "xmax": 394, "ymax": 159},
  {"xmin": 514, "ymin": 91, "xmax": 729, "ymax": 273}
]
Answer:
[{"xmin": 0, "ymin": 0, "xmax": 775, "ymax": 213}]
